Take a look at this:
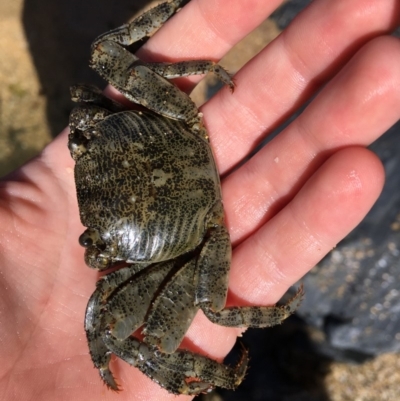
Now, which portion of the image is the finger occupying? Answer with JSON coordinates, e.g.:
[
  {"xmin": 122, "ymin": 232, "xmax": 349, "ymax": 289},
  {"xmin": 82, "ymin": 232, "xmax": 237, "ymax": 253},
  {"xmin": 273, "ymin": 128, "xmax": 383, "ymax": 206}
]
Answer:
[
  {"xmin": 107, "ymin": 0, "xmax": 286, "ymax": 98},
  {"xmin": 227, "ymin": 147, "xmax": 384, "ymax": 305},
  {"xmin": 223, "ymin": 35, "xmax": 400, "ymax": 245},
  {"xmin": 201, "ymin": 0, "xmax": 400, "ymax": 173},
  {"xmin": 140, "ymin": 0, "xmax": 284, "ymax": 61}
]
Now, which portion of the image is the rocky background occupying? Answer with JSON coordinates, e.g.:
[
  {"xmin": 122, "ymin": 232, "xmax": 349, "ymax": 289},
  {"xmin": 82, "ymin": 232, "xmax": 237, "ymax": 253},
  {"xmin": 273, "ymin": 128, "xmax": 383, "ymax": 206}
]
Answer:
[{"xmin": 1, "ymin": 0, "xmax": 400, "ymax": 400}]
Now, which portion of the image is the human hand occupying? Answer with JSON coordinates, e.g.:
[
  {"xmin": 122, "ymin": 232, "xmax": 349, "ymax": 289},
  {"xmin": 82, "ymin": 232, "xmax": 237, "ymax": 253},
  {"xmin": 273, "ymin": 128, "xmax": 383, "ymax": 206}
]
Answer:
[{"xmin": 0, "ymin": 0, "xmax": 399, "ymax": 399}]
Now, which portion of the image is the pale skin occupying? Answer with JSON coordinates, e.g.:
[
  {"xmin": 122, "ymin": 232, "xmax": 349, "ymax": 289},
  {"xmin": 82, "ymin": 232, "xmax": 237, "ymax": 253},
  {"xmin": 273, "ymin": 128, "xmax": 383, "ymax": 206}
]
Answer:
[{"xmin": 0, "ymin": 0, "xmax": 399, "ymax": 399}]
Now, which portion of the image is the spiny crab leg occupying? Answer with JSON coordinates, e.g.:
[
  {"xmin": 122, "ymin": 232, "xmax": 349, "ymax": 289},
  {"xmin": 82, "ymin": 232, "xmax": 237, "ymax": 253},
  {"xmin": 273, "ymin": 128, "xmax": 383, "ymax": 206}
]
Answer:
[
  {"xmin": 103, "ymin": 330, "xmax": 249, "ymax": 395},
  {"xmin": 202, "ymin": 285, "xmax": 305, "ymax": 328},
  {"xmin": 91, "ymin": 0, "xmax": 189, "ymax": 49},
  {"xmin": 85, "ymin": 265, "xmax": 146, "ymax": 390}
]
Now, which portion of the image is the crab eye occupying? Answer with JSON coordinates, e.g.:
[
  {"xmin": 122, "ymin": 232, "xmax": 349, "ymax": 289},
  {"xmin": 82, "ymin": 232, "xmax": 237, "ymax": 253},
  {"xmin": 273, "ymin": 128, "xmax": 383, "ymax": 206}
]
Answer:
[
  {"xmin": 79, "ymin": 228, "xmax": 101, "ymax": 248},
  {"xmin": 79, "ymin": 234, "xmax": 93, "ymax": 247}
]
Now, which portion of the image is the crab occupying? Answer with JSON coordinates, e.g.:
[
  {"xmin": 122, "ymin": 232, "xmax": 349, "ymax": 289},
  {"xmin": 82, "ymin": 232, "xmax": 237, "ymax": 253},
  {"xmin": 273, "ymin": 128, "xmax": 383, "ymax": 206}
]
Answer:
[{"xmin": 68, "ymin": 0, "xmax": 304, "ymax": 395}]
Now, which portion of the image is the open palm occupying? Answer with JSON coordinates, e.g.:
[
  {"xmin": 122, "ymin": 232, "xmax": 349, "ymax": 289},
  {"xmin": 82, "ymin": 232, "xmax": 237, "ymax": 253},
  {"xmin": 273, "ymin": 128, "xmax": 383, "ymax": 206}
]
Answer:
[{"xmin": 1, "ymin": 0, "xmax": 399, "ymax": 400}]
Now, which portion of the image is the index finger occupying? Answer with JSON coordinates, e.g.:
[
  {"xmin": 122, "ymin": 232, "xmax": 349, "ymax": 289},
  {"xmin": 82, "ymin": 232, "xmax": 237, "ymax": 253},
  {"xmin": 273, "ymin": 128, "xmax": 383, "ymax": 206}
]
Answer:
[{"xmin": 200, "ymin": 0, "xmax": 400, "ymax": 174}]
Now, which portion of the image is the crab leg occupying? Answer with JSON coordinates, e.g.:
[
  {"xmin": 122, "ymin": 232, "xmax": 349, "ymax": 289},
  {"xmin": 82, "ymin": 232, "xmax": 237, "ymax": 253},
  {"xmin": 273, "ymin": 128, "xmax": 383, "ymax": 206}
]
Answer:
[
  {"xmin": 89, "ymin": 0, "xmax": 233, "ymax": 126},
  {"xmin": 85, "ymin": 265, "xmax": 146, "ymax": 390},
  {"xmin": 195, "ymin": 224, "xmax": 231, "ymax": 312},
  {"xmin": 106, "ymin": 261, "xmax": 177, "ymax": 341},
  {"xmin": 92, "ymin": 1, "xmax": 189, "ymax": 49},
  {"xmin": 201, "ymin": 285, "xmax": 305, "ymax": 328},
  {"xmin": 103, "ymin": 332, "xmax": 249, "ymax": 395},
  {"xmin": 136, "ymin": 60, "xmax": 235, "ymax": 91},
  {"xmin": 194, "ymin": 208, "xmax": 304, "ymax": 328},
  {"xmin": 143, "ymin": 258, "xmax": 199, "ymax": 353}
]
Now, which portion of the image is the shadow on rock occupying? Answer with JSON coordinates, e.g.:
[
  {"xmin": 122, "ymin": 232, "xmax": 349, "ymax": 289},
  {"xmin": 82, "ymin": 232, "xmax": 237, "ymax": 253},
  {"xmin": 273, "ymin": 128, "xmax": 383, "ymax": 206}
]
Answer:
[
  {"xmin": 22, "ymin": 0, "xmax": 154, "ymax": 137},
  {"xmin": 197, "ymin": 317, "xmax": 332, "ymax": 401},
  {"xmin": 298, "ymin": 121, "xmax": 400, "ymax": 358}
]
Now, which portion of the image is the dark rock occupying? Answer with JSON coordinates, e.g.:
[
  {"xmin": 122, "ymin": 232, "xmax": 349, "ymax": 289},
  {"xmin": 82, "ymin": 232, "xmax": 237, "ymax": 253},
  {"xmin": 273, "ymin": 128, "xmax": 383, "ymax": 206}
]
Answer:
[
  {"xmin": 270, "ymin": 0, "xmax": 312, "ymax": 30},
  {"xmin": 298, "ymin": 122, "xmax": 400, "ymax": 357},
  {"xmin": 197, "ymin": 318, "xmax": 331, "ymax": 401}
]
